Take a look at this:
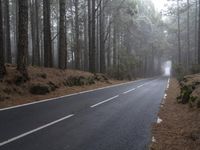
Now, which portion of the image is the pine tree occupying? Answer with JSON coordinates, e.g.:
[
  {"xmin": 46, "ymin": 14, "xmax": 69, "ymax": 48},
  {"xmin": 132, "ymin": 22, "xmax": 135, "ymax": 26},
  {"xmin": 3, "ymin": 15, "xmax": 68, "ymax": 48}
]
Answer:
[
  {"xmin": 58, "ymin": 0, "xmax": 67, "ymax": 69},
  {"xmin": 17, "ymin": 0, "xmax": 29, "ymax": 79},
  {"xmin": 0, "ymin": 0, "xmax": 6, "ymax": 79},
  {"xmin": 43, "ymin": 0, "xmax": 53, "ymax": 67}
]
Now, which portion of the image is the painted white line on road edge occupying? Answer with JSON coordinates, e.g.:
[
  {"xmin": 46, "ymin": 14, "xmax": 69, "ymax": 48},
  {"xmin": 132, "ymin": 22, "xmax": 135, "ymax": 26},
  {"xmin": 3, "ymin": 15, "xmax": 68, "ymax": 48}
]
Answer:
[
  {"xmin": 157, "ymin": 117, "xmax": 163, "ymax": 124},
  {"xmin": 0, "ymin": 78, "xmax": 154, "ymax": 112},
  {"xmin": 152, "ymin": 136, "xmax": 156, "ymax": 143},
  {"xmin": 123, "ymin": 88, "xmax": 136, "ymax": 94},
  {"xmin": 164, "ymin": 94, "xmax": 167, "ymax": 99},
  {"xmin": 161, "ymin": 94, "xmax": 167, "ymax": 105},
  {"xmin": 161, "ymin": 78, "xmax": 170, "ymax": 106},
  {"xmin": 166, "ymin": 78, "xmax": 170, "ymax": 89},
  {"xmin": 0, "ymin": 114, "xmax": 74, "ymax": 147},
  {"xmin": 90, "ymin": 95, "xmax": 119, "ymax": 108}
]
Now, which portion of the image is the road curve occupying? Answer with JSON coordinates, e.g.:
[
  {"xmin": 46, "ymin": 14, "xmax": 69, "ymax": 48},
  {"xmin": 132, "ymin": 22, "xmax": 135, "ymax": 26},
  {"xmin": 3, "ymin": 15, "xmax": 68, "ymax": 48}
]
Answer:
[{"xmin": 0, "ymin": 76, "xmax": 169, "ymax": 150}]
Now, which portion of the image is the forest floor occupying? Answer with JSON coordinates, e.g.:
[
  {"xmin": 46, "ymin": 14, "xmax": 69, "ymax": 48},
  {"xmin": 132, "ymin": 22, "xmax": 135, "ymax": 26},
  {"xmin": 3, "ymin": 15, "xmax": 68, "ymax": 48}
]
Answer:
[
  {"xmin": 0, "ymin": 64, "xmax": 126, "ymax": 109},
  {"xmin": 150, "ymin": 78, "xmax": 200, "ymax": 150}
]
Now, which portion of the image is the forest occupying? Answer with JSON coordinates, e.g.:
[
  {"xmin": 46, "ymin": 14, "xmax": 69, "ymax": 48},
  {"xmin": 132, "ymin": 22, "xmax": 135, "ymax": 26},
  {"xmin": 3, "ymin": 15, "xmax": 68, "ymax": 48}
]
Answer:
[
  {"xmin": 1, "ymin": 0, "xmax": 200, "ymax": 150},
  {"xmin": 0, "ymin": 0, "xmax": 199, "ymax": 80},
  {"xmin": 0, "ymin": 0, "xmax": 167, "ymax": 81}
]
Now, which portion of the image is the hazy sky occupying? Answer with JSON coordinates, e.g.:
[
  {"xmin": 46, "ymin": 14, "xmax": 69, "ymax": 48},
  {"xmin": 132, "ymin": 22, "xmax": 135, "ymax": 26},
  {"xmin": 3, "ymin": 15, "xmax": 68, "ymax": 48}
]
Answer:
[{"xmin": 152, "ymin": 0, "xmax": 168, "ymax": 11}]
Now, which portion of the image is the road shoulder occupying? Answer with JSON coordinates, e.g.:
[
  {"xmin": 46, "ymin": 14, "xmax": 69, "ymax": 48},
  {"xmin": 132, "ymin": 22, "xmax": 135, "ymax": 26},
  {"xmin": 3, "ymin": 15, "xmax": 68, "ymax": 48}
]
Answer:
[{"xmin": 150, "ymin": 78, "xmax": 200, "ymax": 150}]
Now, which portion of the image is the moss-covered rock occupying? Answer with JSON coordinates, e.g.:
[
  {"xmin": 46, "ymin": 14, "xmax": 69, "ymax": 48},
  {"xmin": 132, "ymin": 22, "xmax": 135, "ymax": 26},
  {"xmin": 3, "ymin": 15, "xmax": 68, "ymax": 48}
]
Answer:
[
  {"xmin": 63, "ymin": 75, "xmax": 97, "ymax": 87},
  {"xmin": 179, "ymin": 85, "xmax": 193, "ymax": 104},
  {"xmin": 94, "ymin": 73, "xmax": 109, "ymax": 82},
  {"xmin": 48, "ymin": 81, "xmax": 58, "ymax": 91},
  {"xmin": 30, "ymin": 84, "xmax": 51, "ymax": 95},
  {"xmin": 14, "ymin": 73, "xmax": 29, "ymax": 85},
  {"xmin": 87, "ymin": 76, "xmax": 95, "ymax": 85},
  {"xmin": 177, "ymin": 74, "xmax": 200, "ymax": 108}
]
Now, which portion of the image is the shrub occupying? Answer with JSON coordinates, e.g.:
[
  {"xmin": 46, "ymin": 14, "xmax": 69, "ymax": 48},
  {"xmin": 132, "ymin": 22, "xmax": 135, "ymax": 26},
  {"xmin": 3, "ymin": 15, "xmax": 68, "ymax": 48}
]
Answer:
[{"xmin": 30, "ymin": 84, "xmax": 51, "ymax": 95}]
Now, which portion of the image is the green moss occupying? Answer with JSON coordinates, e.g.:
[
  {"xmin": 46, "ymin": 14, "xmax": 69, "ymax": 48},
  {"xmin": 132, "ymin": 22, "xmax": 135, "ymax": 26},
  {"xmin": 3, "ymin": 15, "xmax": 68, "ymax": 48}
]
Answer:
[{"xmin": 189, "ymin": 96, "xmax": 198, "ymax": 108}]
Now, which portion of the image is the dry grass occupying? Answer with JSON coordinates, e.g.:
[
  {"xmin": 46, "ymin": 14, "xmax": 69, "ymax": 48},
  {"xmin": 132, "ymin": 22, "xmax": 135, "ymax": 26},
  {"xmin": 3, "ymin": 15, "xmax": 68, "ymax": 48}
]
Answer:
[
  {"xmin": 0, "ymin": 64, "xmax": 125, "ymax": 108},
  {"xmin": 150, "ymin": 78, "xmax": 200, "ymax": 150}
]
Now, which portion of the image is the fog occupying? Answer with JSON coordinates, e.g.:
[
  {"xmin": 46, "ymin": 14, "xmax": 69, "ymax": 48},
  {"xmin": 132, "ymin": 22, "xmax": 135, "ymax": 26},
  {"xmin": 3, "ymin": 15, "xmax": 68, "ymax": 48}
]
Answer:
[{"xmin": 162, "ymin": 61, "xmax": 172, "ymax": 76}]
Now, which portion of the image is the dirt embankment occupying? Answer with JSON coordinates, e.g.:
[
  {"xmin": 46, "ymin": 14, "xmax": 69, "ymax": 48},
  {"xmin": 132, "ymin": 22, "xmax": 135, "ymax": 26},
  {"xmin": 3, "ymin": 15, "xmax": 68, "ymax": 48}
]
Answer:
[
  {"xmin": 0, "ymin": 64, "xmax": 125, "ymax": 108},
  {"xmin": 150, "ymin": 78, "xmax": 200, "ymax": 150}
]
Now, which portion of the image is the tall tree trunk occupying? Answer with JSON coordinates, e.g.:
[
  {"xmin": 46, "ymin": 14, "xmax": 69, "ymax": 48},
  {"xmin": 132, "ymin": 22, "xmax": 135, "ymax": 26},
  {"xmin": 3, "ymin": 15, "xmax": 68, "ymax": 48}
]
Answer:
[
  {"xmin": 107, "ymin": 22, "xmax": 111, "ymax": 69},
  {"xmin": 35, "ymin": 0, "xmax": 40, "ymax": 66},
  {"xmin": 91, "ymin": 0, "xmax": 96, "ymax": 73},
  {"xmin": 88, "ymin": 0, "xmax": 91, "ymax": 70},
  {"xmin": 83, "ymin": 3, "xmax": 88, "ymax": 71},
  {"xmin": 100, "ymin": 0, "xmax": 106, "ymax": 73},
  {"xmin": 17, "ymin": 0, "xmax": 29, "ymax": 79},
  {"xmin": 30, "ymin": 0, "xmax": 36, "ymax": 66},
  {"xmin": 69, "ymin": 0, "xmax": 74, "ymax": 68},
  {"xmin": 195, "ymin": 0, "xmax": 198, "ymax": 64},
  {"xmin": 5, "ymin": 0, "xmax": 12, "ymax": 63},
  {"xmin": 96, "ymin": 1, "xmax": 100, "ymax": 72},
  {"xmin": 31, "ymin": 0, "xmax": 40, "ymax": 66},
  {"xmin": 0, "ymin": 0, "xmax": 6, "ymax": 79},
  {"xmin": 177, "ymin": 0, "xmax": 181, "ymax": 64},
  {"xmin": 58, "ymin": 0, "xmax": 67, "ymax": 69},
  {"xmin": 187, "ymin": 0, "xmax": 190, "ymax": 68},
  {"xmin": 88, "ymin": 0, "xmax": 96, "ymax": 73},
  {"xmin": 74, "ymin": 0, "xmax": 80, "ymax": 69},
  {"xmin": 113, "ymin": 20, "xmax": 117, "ymax": 67},
  {"xmin": 198, "ymin": 0, "xmax": 200, "ymax": 64},
  {"xmin": 43, "ymin": 0, "xmax": 53, "ymax": 67}
]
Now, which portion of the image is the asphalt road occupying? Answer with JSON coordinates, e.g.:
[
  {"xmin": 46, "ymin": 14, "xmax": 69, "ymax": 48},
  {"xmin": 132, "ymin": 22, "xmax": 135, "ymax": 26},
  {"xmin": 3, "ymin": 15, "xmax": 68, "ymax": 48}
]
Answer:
[{"xmin": 0, "ymin": 76, "xmax": 169, "ymax": 150}]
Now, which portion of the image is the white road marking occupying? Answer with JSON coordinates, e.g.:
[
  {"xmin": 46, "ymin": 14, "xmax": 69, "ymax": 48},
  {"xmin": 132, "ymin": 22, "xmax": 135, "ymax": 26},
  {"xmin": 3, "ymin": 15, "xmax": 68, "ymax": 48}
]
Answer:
[
  {"xmin": 168, "ymin": 78, "xmax": 170, "ymax": 84},
  {"xmin": 0, "ymin": 114, "xmax": 74, "ymax": 147},
  {"xmin": 122, "ymin": 78, "xmax": 158, "ymax": 95},
  {"xmin": 164, "ymin": 94, "xmax": 167, "ymax": 99},
  {"xmin": 167, "ymin": 83, "xmax": 169, "ymax": 89},
  {"xmin": 161, "ymin": 93, "xmax": 167, "ymax": 105},
  {"xmin": 157, "ymin": 117, "xmax": 163, "ymax": 124},
  {"xmin": 90, "ymin": 95, "xmax": 119, "ymax": 108},
  {"xmin": 152, "ymin": 136, "xmax": 156, "ymax": 143},
  {"xmin": 136, "ymin": 79, "xmax": 158, "ymax": 89},
  {"xmin": 0, "ymin": 78, "xmax": 155, "ymax": 111},
  {"xmin": 162, "ymin": 78, "xmax": 170, "ymax": 105},
  {"xmin": 166, "ymin": 78, "xmax": 170, "ymax": 89},
  {"xmin": 137, "ymin": 84, "xmax": 145, "ymax": 88},
  {"xmin": 123, "ymin": 88, "xmax": 136, "ymax": 94}
]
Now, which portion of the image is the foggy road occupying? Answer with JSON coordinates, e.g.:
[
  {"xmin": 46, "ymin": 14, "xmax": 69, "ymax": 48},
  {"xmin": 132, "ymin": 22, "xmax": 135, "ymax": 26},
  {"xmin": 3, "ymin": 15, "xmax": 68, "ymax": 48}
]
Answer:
[{"xmin": 0, "ymin": 77, "xmax": 169, "ymax": 150}]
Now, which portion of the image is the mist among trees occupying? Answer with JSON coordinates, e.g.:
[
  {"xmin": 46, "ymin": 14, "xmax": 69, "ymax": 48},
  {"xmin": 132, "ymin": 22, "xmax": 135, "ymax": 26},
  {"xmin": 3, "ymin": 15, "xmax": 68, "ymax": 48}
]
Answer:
[{"xmin": 0, "ymin": 0, "xmax": 199, "ymax": 80}]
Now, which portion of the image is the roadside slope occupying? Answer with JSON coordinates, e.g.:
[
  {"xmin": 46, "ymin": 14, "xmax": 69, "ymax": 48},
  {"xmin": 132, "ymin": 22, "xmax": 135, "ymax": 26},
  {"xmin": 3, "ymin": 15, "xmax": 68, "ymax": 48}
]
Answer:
[
  {"xmin": 150, "ymin": 78, "xmax": 200, "ymax": 150},
  {"xmin": 0, "ymin": 64, "xmax": 125, "ymax": 108}
]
